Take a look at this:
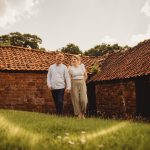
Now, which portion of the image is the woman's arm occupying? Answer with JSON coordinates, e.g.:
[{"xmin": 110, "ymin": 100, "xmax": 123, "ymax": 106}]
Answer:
[
  {"xmin": 81, "ymin": 64, "xmax": 87, "ymax": 81},
  {"xmin": 64, "ymin": 66, "xmax": 71, "ymax": 90},
  {"xmin": 67, "ymin": 65, "xmax": 73, "ymax": 80}
]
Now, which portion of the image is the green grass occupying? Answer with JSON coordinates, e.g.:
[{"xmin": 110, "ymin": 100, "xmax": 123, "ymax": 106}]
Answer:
[{"xmin": 0, "ymin": 109, "xmax": 150, "ymax": 150}]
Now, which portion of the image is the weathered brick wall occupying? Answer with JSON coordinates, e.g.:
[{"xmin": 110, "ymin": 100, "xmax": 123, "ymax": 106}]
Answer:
[
  {"xmin": 0, "ymin": 72, "xmax": 137, "ymax": 117},
  {"xmin": 95, "ymin": 80, "xmax": 136, "ymax": 118},
  {"xmin": 0, "ymin": 72, "xmax": 73, "ymax": 114}
]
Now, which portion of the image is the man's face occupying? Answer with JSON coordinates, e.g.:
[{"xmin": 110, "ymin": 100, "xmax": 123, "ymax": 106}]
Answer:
[{"xmin": 56, "ymin": 55, "xmax": 64, "ymax": 64}]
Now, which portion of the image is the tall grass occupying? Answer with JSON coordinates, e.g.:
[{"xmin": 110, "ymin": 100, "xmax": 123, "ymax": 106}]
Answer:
[{"xmin": 0, "ymin": 109, "xmax": 149, "ymax": 150}]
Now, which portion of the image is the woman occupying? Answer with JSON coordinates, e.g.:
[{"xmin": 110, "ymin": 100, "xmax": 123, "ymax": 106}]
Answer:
[{"xmin": 69, "ymin": 55, "xmax": 88, "ymax": 119}]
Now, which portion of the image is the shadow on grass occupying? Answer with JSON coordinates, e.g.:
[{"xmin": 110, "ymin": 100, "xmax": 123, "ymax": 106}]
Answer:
[
  {"xmin": 0, "ymin": 113, "xmax": 129, "ymax": 150},
  {"xmin": 0, "ymin": 114, "xmax": 43, "ymax": 149}
]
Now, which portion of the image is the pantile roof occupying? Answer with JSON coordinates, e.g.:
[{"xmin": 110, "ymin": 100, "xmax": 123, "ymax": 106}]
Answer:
[
  {"xmin": 0, "ymin": 46, "xmax": 102, "ymax": 72},
  {"xmin": 92, "ymin": 40, "xmax": 150, "ymax": 81}
]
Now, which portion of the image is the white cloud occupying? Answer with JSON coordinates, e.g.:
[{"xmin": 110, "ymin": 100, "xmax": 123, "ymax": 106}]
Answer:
[
  {"xmin": 101, "ymin": 35, "xmax": 117, "ymax": 44},
  {"xmin": 130, "ymin": 0, "xmax": 150, "ymax": 46},
  {"xmin": 141, "ymin": 0, "xmax": 150, "ymax": 17},
  {"xmin": 130, "ymin": 24, "xmax": 150, "ymax": 45},
  {"xmin": 0, "ymin": 0, "xmax": 40, "ymax": 28}
]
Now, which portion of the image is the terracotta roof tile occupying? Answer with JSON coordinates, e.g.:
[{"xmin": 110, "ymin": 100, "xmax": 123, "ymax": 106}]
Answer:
[
  {"xmin": 92, "ymin": 40, "xmax": 150, "ymax": 81},
  {"xmin": 0, "ymin": 46, "xmax": 102, "ymax": 72}
]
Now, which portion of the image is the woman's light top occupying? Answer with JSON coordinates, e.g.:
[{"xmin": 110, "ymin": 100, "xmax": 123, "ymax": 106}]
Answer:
[{"xmin": 69, "ymin": 64, "xmax": 86, "ymax": 80}]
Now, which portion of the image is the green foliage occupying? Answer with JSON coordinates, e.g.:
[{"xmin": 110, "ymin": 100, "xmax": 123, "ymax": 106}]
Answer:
[
  {"xmin": 61, "ymin": 43, "xmax": 82, "ymax": 54},
  {"xmin": 0, "ymin": 110, "xmax": 150, "ymax": 150},
  {"xmin": 0, "ymin": 32, "xmax": 42, "ymax": 50},
  {"xmin": 0, "ymin": 35, "xmax": 11, "ymax": 46},
  {"xmin": 39, "ymin": 47, "xmax": 46, "ymax": 51},
  {"xmin": 90, "ymin": 64, "xmax": 100, "ymax": 74},
  {"xmin": 84, "ymin": 43, "xmax": 130, "ymax": 56}
]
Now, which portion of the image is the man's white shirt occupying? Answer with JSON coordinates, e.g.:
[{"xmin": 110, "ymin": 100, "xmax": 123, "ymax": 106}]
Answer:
[{"xmin": 47, "ymin": 64, "xmax": 71, "ymax": 90}]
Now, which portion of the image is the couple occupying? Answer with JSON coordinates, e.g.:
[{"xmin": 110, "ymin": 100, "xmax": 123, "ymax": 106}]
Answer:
[{"xmin": 47, "ymin": 53, "xmax": 88, "ymax": 119}]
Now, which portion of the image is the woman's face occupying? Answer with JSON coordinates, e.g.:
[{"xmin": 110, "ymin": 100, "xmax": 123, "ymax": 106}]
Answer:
[{"xmin": 71, "ymin": 57, "xmax": 79, "ymax": 65}]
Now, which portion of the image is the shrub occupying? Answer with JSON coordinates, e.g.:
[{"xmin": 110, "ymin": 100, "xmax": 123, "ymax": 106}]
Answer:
[{"xmin": 90, "ymin": 64, "xmax": 100, "ymax": 74}]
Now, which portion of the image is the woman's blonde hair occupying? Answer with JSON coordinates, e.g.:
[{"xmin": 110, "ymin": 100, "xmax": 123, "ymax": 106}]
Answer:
[{"xmin": 72, "ymin": 55, "xmax": 81, "ymax": 61}]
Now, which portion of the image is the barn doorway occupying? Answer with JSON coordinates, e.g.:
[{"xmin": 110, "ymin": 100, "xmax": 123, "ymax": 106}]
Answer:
[
  {"xmin": 135, "ymin": 76, "xmax": 150, "ymax": 118},
  {"xmin": 87, "ymin": 82, "xmax": 97, "ymax": 116}
]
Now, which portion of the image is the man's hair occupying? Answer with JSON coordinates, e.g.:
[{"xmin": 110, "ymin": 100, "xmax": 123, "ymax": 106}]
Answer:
[{"xmin": 56, "ymin": 53, "xmax": 64, "ymax": 58}]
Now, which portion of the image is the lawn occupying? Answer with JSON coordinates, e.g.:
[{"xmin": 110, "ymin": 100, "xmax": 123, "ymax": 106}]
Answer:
[{"xmin": 0, "ymin": 109, "xmax": 149, "ymax": 150}]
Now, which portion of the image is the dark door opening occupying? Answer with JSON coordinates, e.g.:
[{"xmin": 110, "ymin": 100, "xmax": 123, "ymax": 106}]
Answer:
[
  {"xmin": 87, "ymin": 82, "xmax": 97, "ymax": 116},
  {"xmin": 135, "ymin": 76, "xmax": 150, "ymax": 118}
]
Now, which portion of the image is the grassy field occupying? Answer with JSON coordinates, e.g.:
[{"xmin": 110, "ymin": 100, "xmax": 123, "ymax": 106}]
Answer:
[{"xmin": 0, "ymin": 109, "xmax": 149, "ymax": 150}]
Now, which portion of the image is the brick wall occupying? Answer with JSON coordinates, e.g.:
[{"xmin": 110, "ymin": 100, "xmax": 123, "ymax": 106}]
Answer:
[
  {"xmin": 0, "ymin": 72, "xmax": 73, "ymax": 114},
  {"xmin": 0, "ymin": 72, "xmax": 137, "ymax": 117},
  {"xmin": 95, "ymin": 80, "xmax": 136, "ymax": 118}
]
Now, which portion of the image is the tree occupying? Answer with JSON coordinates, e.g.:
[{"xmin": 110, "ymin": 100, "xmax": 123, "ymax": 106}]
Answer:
[
  {"xmin": 84, "ymin": 45, "xmax": 102, "ymax": 56},
  {"xmin": 0, "ymin": 32, "xmax": 42, "ymax": 50},
  {"xmin": 84, "ymin": 43, "xmax": 130, "ymax": 56},
  {"xmin": 23, "ymin": 33, "xmax": 42, "ymax": 49},
  {"xmin": 0, "ymin": 35, "xmax": 10, "ymax": 46},
  {"xmin": 60, "ymin": 43, "xmax": 82, "ymax": 54}
]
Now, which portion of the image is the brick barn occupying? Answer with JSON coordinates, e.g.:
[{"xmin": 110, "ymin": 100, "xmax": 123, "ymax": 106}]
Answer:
[
  {"xmin": 89, "ymin": 40, "xmax": 150, "ymax": 118},
  {"xmin": 0, "ymin": 46, "xmax": 101, "ymax": 114}
]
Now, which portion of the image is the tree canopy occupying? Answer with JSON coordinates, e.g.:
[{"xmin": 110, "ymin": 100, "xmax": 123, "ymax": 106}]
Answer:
[
  {"xmin": 60, "ymin": 43, "xmax": 82, "ymax": 54},
  {"xmin": 0, "ymin": 32, "xmax": 42, "ymax": 50},
  {"xmin": 0, "ymin": 32, "xmax": 131, "ymax": 54},
  {"xmin": 84, "ymin": 43, "xmax": 130, "ymax": 56}
]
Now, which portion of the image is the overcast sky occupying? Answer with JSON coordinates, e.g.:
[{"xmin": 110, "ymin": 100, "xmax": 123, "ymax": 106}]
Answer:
[{"xmin": 0, "ymin": 0, "xmax": 150, "ymax": 51}]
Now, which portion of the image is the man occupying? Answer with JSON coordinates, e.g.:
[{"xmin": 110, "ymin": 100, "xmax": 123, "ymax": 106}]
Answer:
[{"xmin": 47, "ymin": 53, "xmax": 71, "ymax": 115}]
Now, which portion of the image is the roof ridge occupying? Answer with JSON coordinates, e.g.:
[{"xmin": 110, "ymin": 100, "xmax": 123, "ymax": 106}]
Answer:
[
  {"xmin": 0, "ymin": 45, "xmax": 102, "ymax": 59},
  {"xmin": 0, "ymin": 45, "xmax": 57, "ymax": 54},
  {"xmin": 132, "ymin": 39, "xmax": 150, "ymax": 50}
]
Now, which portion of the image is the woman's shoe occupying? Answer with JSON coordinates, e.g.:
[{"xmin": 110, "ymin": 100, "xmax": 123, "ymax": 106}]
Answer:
[
  {"xmin": 78, "ymin": 114, "xmax": 82, "ymax": 119},
  {"xmin": 81, "ymin": 115, "xmax": 85, "ymax": 119}
]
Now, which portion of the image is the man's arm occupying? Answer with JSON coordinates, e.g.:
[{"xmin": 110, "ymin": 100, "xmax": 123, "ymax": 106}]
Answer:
[
  {"xmin": 64, "ymin": 66, "xmax": 71, "ymax": 90},
  {"xmin": 47, "ymin": 66, "xmax": 52, "ymax": 90}
]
